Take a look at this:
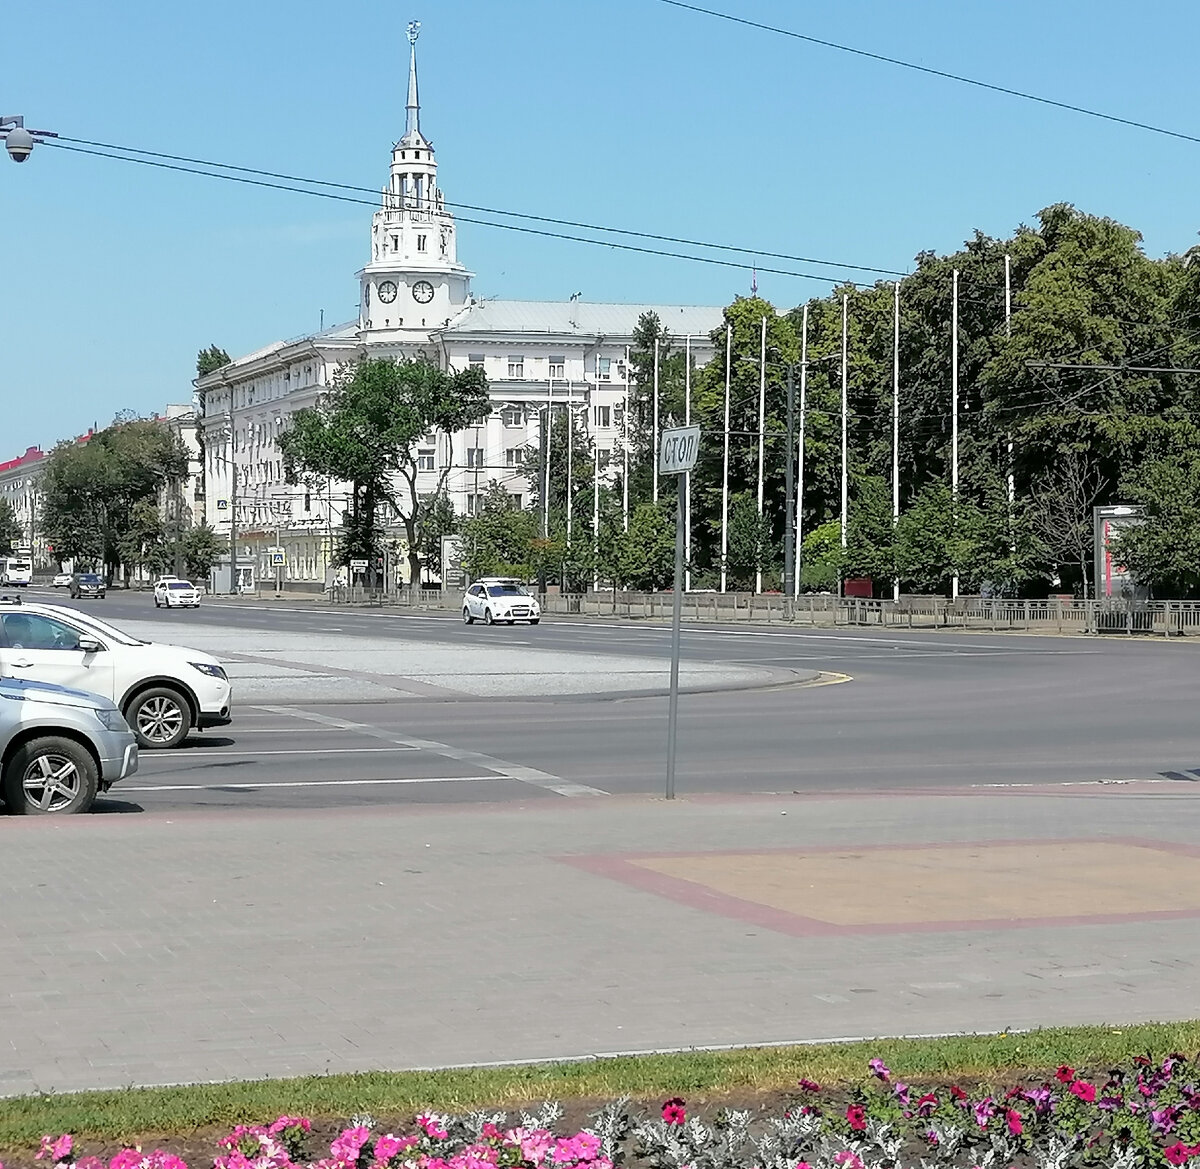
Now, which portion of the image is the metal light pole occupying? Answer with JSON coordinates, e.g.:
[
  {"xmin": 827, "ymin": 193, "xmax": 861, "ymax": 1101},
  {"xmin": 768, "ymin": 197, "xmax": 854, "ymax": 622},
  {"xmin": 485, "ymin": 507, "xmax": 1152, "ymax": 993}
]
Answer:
[
  {"xmin": 840, "ymin": 292, "xmax": 849, "ymax": 561},
  {"xmin": 783, "ymin": 363, "xmax": 796, "ymax": 606},
  {"xmin": 720, "ymin": 323, "xmax": 732, "ymax": 593},
  {"xmin": 892, "ymin": 280, "xmax": 901, "ymax": 602},
  {"xmin": 652, "ymin": 339, "xmax": 661, "ymax": 503},
  {"xmin": 795, "ymin": 305, "xmax": 809, "ymax": 598},
  {"xmin": 684, "ymin": 335, "xmax": 692, "ymax": 594},
  {"xmin": 951, "ymin": 268, "xmax": 960, "ymax": 601},
  {"xmin": 755, "ymin": 315, "xmax": 767, "ymax": 594}
]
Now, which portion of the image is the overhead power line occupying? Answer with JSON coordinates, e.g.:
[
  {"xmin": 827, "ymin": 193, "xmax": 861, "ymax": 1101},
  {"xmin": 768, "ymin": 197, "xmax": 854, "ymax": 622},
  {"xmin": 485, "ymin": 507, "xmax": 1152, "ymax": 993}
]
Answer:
[
  {"xmin": 49, "ymin": 135, "xmax": 906, "ymax": 280},
  {"xmin": 655, "ymin": 0, "xmax": 1200, "ymax": 148}
]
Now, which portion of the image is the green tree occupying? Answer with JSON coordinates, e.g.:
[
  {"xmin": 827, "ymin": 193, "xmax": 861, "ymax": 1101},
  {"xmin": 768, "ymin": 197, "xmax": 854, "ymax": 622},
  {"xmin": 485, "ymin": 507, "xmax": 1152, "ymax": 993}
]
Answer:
[
  {"xmin": 1114, "ymin": 443, "xmax": 1200, "ymax": 597},
  {"xmin": 600, "ymin": 501, "xmax": 676, "ymax": 591},
  {"xmin": 196, "ymin": 345, "xmax": 232, "ymax": 377},
  {"xmin": 279, "ymin": 356, "xmax": 491, "ymax": 586},
  {"xmin": 180, "ymin": 523, "xmax": 227, "ymax": 581},
  {"xmin": 459, "ymin": 485, "xmax": 538, "ymax": 579},
  {"xmin": 0, "ymin": 499, "xmax": 22, "ymax": 556}
]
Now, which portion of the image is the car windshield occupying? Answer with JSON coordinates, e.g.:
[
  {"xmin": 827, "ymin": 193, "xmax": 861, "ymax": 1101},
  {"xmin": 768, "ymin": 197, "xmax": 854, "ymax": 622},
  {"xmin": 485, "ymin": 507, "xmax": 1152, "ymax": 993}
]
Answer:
[
  {"xmin": 78, "ymin": 574, "xmax": 102, "ymax": 583},
  {"xmin": 487, "ymin": 583, "xmax": 528, "ymax": 597},
  {"xmin": 168, "ymin": 581, "xmax": 195, "ymax": 590}
]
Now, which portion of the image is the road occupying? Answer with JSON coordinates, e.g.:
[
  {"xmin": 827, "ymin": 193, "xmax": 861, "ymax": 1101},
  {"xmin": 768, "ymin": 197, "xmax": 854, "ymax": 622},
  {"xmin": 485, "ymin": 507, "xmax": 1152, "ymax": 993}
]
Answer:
[{"xmin": 18, "ymin": 586, "xmax": 1200, "ymax": 814}]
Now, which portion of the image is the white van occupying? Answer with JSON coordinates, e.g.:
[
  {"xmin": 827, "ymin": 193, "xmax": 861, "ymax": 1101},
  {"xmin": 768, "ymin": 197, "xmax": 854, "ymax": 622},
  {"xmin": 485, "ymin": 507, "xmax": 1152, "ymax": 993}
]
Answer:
[{"xmin": 0, "ymin": 558, "xmax": 32, "ymax": 588}]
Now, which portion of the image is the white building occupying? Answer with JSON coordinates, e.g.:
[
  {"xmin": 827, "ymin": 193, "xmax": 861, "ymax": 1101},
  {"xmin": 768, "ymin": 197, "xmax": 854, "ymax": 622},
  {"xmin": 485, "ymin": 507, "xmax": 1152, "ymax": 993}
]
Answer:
[{"xmin": 195, "ymin": 23, "xmax": 724, "ymax": 588}]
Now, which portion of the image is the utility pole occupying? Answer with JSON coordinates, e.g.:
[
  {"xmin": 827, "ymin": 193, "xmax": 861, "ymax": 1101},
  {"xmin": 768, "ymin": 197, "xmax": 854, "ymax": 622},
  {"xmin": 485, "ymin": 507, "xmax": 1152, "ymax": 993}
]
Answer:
[
  {"xmin": 1005, "ymin": 253, "xmax": 1015, "ymax": 565},
  {"xmin": 755, "ymin": 315, "xmax": 766, "ymax": 594},
  {"xmin": 720, "ymin": 323, "xmax": 732, "ymax": 594},
  {"xmin": 951, "ymin": 268, "xmax": 960, "ymax": 601},
  {"xmin": 684, "ymin": 334, "xmax": 692, "ymax": 594},
  {"xmin": 652, "ymin": 339, "xmax": 660, "ymax": 504},
  {"xmin": 783, "ymin": 363, "xmax": 796, "ymax": 607},
  {"xmin": 892, "ymin": 280, "xmax": 901, "ymax": 602},
  {"xmin": 795, "ymin": 304, "xmax": 808, "ymax": 598},
  {"xmin": 840, "ymin": 293, "xmax": 849, "ymax": 575},
  {"xmin": 622, "ymin": 345, "xmax": 630, "ymax": 532}
]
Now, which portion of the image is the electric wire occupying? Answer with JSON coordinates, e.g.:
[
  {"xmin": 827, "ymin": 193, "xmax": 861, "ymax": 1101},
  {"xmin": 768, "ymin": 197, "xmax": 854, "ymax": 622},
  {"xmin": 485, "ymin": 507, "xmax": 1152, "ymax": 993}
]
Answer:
[
  {"xmin": 46, "ymin": 136, "xmax": 905, "ymax": 280},
  {"xmin": 655, "ymin": 0, "xmax": 1200, "ymax": 148}
]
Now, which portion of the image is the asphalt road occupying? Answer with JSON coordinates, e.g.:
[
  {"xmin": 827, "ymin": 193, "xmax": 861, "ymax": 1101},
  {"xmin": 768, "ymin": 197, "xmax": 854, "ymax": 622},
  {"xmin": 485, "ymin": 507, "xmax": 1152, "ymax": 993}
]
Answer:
[{"xmin": 21, "ymin": 586, "xmax": 1200, "ymax": 815}]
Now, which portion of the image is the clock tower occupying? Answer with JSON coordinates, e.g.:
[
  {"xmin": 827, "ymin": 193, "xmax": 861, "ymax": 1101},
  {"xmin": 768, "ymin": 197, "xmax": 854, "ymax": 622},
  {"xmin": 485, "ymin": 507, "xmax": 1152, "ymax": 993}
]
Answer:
[{"xmin": 356, "ymin": 21, "xmax": 473, "ymax": 340}]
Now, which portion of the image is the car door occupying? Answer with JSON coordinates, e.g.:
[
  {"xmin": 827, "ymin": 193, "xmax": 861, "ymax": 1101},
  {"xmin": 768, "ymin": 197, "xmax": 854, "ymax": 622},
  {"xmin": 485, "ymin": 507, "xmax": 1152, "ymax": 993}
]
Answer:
[
  {"xmin": 0, "ymin": 611, "xmax": 116, "ymax": 700},
  {"xmin": 467, "ymin": 585, "xmax": 484, "ymax": 617}
]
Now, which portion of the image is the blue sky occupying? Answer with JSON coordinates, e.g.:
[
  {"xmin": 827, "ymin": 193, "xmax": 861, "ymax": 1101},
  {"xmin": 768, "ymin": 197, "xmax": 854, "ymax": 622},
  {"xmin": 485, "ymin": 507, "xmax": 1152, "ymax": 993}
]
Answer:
[{"xmin": 3, "ymin": 0, "xmax": 1198, "ymax": 455}]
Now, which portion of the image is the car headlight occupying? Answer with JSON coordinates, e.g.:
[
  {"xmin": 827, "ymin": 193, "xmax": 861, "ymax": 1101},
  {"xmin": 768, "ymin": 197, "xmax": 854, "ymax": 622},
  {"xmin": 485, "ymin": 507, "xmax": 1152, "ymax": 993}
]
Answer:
[
  {"xmin": 190, "ymin": 661, "xmax": 227, "ymax": 680},
  {"xmin": 94, "ymin": 707, "xmax": 127, "ymax": 731}
]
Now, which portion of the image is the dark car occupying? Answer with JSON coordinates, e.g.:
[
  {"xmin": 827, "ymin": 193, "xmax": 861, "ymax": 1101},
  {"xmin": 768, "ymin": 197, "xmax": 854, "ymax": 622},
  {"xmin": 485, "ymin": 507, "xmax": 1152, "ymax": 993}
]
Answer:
[{"xmin": 69, "ymin": 572, "xmax": 106, "ymax": 600}]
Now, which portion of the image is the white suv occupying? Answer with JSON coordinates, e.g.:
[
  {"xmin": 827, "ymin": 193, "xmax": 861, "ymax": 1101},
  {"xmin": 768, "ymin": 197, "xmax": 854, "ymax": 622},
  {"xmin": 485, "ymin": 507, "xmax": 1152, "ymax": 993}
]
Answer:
[
  {"xmin": 462, "ymin": 578, "xmax": 541, "ymax": 626},
  {"xmin": 154, "ymin": 578, "xmax": 201, "ymax": 608},
  {"xmin": 0, "ymin": 597, "xmax": 232, "ymax": 749}
]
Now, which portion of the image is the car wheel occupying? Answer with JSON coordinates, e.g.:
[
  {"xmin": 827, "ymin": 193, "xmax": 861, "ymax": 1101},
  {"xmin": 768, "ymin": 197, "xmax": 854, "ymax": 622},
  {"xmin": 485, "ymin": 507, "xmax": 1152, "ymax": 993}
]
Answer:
[
  {"xmin": 154, "ymin": 596, "xmax": 161, "ymax": 607},
  {"xmin": 127, "ymin": 687, "xmax": 191, "ymax": 750},
  {"xmin": 530, "ymin": 618, "xmax": 540, "ymax": 625},
  {"xmin": 484, "ymin": 608, "xmax": 494, "ymax": 625},
  {"xmin": 4, "ymin": 736, "xmax": 98, "ymax": 815},
  {"xmin": 463, "ymin": 608, "xmax": 474, "ymax": 624}
]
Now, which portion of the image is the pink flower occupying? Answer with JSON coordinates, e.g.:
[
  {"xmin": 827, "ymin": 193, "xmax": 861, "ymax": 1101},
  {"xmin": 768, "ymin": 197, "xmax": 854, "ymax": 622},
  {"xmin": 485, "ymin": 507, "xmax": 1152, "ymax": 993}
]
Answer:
[
  {"xmin": 1006, "ymin": 1109, "xmax": 1023, "ymax": 1136},
  {"xmin": 480, "ymin": 1124, "xmax": 501, "ymax": 1141},
  {"xmin": 867, "ymin": 1058, "xmax": 890, "ymax": 1082},
  {"xmin": 1070, "ymin": 1080, "xmax": 1097, "ymax": 1103},
  {"xmin": 845, "ymin": 1105, "xmax": 866, "ymax": 1132},
  {"xmin": 798, "ymin": 1078, "xmax": 822, "ymax": 1092},
  {"xmin": 916, "ymin": 1092, "xmax": 938, "ymax": 1117},
  {"xmin": 268, "ymin": 1117, "xmax": 311, "ymax": 1136},
  {"xmin": 37, "ymin": 1135, "xmax": 74, "ymax": 1163},
  {"xmin": 329, "ymin": 1126, "xmax": 371, "ymax": 1164},
  {"xmin": 973, "ymin": 1097, "xmax": 995, "ymax": 1129},
  {"xmin": 923, "ymin": 1129, "xmax": 940, "ymax": 1147},
  {"xmin": 416, "ymin": 1113, "xmax": 448, "ymax": 1141},
  {"xmin": 1163, "ymin": 1143, "xmax": 1197, "ymax": 1167},
  {"xmin": 661, "ymin": 1098, "xmax": 686, "ymax": 1126},
  {"xmin": 834, "ymin": 1153, "xmax": 863, "ymax": 1169},
  {"xmin": 1056, "ymin": 1065, "xmax": 1076, "ymax": 1083}
]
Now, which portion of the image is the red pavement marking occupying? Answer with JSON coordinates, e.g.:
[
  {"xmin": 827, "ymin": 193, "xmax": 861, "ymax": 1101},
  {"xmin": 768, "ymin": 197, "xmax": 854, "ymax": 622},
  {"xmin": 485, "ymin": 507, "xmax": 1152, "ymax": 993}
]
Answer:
[{"xmin": 557, "ymin": 836, "xmax": 1200, "ymax": 938}]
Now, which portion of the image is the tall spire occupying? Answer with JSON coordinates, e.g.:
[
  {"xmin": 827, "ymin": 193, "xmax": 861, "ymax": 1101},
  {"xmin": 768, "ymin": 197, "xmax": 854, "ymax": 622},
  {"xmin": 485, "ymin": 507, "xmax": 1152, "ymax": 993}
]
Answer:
[{"xmin": 404, "ymin": 20, "xmax": 424, "ymax": 144}]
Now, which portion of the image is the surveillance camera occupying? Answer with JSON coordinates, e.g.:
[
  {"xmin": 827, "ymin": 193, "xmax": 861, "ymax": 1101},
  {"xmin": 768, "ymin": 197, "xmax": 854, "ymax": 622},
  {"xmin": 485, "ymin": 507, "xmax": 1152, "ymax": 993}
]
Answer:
[{"xmin": 5, "ymin": 127, "xmax": 35, "ymax": 162}]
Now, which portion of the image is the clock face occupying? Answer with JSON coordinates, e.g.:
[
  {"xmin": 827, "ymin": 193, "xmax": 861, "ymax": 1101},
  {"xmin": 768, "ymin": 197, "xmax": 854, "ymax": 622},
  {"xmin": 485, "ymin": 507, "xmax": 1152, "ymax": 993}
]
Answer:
[
  {"xmin": 377, "ymin": 280, "xmax": 398, "ymax": 304},
  {"xmin": 412, "ymin": 280, "xmax": 435, "ymax": 304}
]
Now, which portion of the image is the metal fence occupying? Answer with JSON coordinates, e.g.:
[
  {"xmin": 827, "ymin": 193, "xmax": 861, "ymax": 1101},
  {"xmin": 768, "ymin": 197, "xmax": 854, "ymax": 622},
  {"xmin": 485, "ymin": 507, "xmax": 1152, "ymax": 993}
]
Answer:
[{"xmin": 322, "ymin": 584, "xmax": 1200, "ymax": 636}]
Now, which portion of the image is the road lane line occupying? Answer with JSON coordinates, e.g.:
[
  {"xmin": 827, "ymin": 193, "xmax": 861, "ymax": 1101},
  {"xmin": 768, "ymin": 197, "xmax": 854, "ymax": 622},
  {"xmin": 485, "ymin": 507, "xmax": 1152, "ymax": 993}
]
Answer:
[
  {"xmin": 124, "ymin": 775, "xmax": 503, "ymax": 792},
  {"xmin": 141, "ymin": 746, "xmax": 420, "ymax": 760},
  {"xmin": 254, "ymin": 705, "xmax": 608, "ymax": 797}
]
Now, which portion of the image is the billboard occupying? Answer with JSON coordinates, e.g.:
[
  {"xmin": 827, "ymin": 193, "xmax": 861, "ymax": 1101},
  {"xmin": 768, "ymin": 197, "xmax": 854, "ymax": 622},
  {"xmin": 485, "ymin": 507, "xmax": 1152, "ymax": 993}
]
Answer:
[
  {"xmin": 1093, "ymin": 504, "xmax": 1144, "ymax": 599},
  {"xmin": 441, "ymin": 535, "xmax": 466, "ymax": 589}
]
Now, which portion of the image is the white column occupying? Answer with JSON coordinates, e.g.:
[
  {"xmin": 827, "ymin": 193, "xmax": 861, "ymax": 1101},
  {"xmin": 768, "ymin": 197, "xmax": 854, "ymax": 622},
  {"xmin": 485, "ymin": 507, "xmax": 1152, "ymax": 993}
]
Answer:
[
  {"xmin": 951, "ymin": 268, "xmax": 960, "ymax": 601},
  {"xmin": 652, "ymin": 338, "xmax": 660, "ymax": 504},
  {"xmin": 755, "ymin": 314, "xmax": 766, "ymax": 594},
  {"xmin": 685, "ymin": 335, "xmax": 692, "ymax": 593},
  {"xmin": 566, "ymin": 385, "xmax": 573, "ymax": 545},
  {"xmin": 840, "ymin": 292, "xmax": 849, "ymax": 557},
  {"xmin": 544, "ymin": 379, "xmax": 553, "ymax": 540},
  {"xmin": 720, "ymin": 323, "xmax": 732, "ymax": 593},
  {"xmin": 622, "ymin": 345, "xmax": 630, "ymax": 532},
  {"xmin": 892, "ymin": 280, "xmax": 901, "ymax": 602},
  {"xmin": 592, "ymin": 443, "xmax": 600, "ymax": 592},
  {"xmin": 795, "ymin": 305, "xmax": 808, "ymax": 598}
]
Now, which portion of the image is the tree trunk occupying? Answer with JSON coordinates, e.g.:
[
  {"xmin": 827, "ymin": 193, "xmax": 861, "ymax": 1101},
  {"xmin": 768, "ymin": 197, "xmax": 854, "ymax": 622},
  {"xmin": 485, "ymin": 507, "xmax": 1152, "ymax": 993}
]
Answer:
[{"xmin": 404, "ymin": 515, "xmax": 421, "ymax": 589}]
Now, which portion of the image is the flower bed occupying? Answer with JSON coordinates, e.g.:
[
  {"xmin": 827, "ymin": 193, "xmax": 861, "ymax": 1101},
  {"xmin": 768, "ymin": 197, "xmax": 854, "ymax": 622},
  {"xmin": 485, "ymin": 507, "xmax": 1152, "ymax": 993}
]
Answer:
[{"xmin": 12, "ymin": 1053, "xmax": 1200, "ymax": 1169}]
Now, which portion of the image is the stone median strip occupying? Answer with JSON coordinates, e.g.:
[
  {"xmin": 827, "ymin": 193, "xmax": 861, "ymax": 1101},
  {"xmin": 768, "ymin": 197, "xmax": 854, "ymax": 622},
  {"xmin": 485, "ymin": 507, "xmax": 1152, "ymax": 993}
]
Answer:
[{"xmin": 115, "ymin": 617, "xmax": 788, "ymax": 702}]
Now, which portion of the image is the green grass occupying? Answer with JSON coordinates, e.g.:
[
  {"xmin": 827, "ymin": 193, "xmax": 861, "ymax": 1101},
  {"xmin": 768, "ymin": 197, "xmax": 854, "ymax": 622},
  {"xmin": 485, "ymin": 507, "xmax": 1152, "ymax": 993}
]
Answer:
[{"xmin": 4, "ymin": 1022, "xmax": 1200, "ymax": 1152}]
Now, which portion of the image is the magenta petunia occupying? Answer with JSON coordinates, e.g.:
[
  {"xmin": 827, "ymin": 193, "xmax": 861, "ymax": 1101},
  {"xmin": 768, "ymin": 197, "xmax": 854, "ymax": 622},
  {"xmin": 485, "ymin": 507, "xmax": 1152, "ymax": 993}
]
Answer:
[
  {"xmin": 1070, "ymin": 1080, "xmax": 1097, "ymax": 1104},
  {"xmin": 845, "ymin": 1104, "xmax": 867, "ymax": 1132},
  {"xmin": 661, "ymin": 1097, "xmax": 687, "ymax": 1126}
]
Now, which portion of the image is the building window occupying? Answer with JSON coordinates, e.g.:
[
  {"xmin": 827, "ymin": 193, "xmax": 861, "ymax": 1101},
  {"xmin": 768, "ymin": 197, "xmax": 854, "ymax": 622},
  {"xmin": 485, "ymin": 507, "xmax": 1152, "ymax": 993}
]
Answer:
[
  {"xmin": 507, "ymin": 355, "xmax": 524, "ymax": 379},
  {"xmin": 510, "ymin": 494, "xmax": 523, "ymax": 510},
  {"xmin": 593, "ymin": 405, "xmax": 611, "ymax": 429},
  {"xmin": 505, "ymin": 448, "xmax": 524, "ymax": 467},
  {"xmin": 466, "ymin": 447, "xmax": 484, "ymax": 469},
  {"xmin": 501, "ymin": 406, "xmax": 523, "ymax": 427},
  {"xmin": 417, "ymin": 234, "xmax": 427, "ymax": 252},
  {"xmin": 548, "ymin": 356, "xmax": 565, "ymax": 379},
  {"xmin": 466, "ymin": 493, "xmax": 483, "ymax": 517},
  {"xmin": 417, "ymin": 448, "xmax": 436, "ymax": 472},
  {"xmin": 597, "ymin": 356, "xmax": 612, "ymax": 381},
  {"xmin": 391, "ymin": 235, "xmax": 399, "ymax": 251},
  {"xmin": 468, "ymin": 353, "xmax": 485, "ymax": 369}
]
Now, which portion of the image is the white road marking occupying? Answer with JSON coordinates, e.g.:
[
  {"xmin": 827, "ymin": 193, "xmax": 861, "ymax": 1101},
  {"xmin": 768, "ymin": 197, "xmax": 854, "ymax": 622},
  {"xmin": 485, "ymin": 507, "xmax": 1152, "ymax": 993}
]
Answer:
[
  {"xmin": 125, "ymin": 775, "xmax": 502, "ymax": 792},
  {"xmin": 254, "ymin": 705, "xmax": 608, "ymax": 797},
  {"xmin": 141, "ymin": 746, "xmax": 419, "ymax": 760}
]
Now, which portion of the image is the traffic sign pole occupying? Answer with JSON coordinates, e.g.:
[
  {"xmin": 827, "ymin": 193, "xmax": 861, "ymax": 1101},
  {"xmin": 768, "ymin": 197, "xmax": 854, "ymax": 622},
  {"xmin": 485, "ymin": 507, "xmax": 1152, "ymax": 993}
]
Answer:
[
  {"xmin": 665, "ymin": 470, "xmax": 686, "ymax": 801},
  {"xmin": 658, "ymin": 425, "xmax": 701, "ymax": 802}
]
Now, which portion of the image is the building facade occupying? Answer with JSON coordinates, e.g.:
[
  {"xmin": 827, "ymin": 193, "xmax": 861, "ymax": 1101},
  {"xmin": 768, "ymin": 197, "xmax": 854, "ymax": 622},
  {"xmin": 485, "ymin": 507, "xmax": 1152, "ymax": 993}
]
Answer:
[{"xmin": 195, "ymin": 23, "xmax": 725, "ymax": 589}]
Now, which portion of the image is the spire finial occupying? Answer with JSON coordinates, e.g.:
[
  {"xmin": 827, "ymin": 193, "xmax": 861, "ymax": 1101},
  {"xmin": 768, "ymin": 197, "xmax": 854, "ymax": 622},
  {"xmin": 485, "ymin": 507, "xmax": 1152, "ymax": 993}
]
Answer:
[{"xmin": 405, "ymin": 20, "xmax": 422, "ymax": 140}]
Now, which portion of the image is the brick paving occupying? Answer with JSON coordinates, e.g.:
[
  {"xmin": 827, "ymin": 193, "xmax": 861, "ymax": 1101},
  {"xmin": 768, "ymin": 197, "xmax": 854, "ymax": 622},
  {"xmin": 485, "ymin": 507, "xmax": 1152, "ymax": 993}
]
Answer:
[{"xmin": 3, "ymin": 785, "xmax": 1200, "ymax": 1095}]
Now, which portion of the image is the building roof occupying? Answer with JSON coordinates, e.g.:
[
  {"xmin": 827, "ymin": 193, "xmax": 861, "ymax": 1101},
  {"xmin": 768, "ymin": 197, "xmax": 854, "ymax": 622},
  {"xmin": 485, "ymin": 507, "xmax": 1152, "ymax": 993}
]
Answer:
[{"xmin": 443, "ymin": 300, "xmax": 725, "ymax": 341}]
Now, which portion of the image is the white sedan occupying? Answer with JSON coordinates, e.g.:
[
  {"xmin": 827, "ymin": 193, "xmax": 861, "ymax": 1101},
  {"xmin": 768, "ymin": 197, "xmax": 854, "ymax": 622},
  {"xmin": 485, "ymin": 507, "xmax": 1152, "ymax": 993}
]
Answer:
[
  {"xmin": 51, "ymin": 573, "xmax": 72, "ymax": 589},
  {"xmin": 154, "ymin": 579, "xmax": 201, "ymax": 608},
  {"xmin": 462, "ymin": 579, "xmax": 541, "ymax": 626}
]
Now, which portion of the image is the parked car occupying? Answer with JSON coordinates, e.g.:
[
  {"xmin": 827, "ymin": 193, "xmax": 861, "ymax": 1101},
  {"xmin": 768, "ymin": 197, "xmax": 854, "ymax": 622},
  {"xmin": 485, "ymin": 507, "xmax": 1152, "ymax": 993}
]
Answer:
[
  {"xmin": 154, "ymin": 579, "xmax": 201, "ymax": 608},
  {"xmin": 51, "ymin": 573, "xmax": 73, "ymax": 589},
  {"xmin": 0, "ymin": 596, "xmax": 232, "ymax": 749},
  {"xmin": 462, "ymin": 578, "xmax": 541, "ymax": 626},
  {"xmin": 0, "ymin": 676, "xmax": 138, "ymax": 814},
  {"xmin": 69, "ymin": 572, "xmax": 106, "ymax": 600}
]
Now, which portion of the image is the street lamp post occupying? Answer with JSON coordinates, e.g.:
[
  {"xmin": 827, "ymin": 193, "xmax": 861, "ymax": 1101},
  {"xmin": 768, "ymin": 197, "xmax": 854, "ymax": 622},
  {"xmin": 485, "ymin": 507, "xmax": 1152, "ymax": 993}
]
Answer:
[{"xmin": 783, "ymin": 364, "xmax": 796, "ymax": 606}]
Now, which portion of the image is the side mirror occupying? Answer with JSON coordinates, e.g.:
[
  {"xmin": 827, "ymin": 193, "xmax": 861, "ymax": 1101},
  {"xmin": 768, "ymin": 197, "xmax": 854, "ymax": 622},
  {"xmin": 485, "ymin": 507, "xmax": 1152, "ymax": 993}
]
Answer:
[{"xmin": 78, "ymin": 637, "xmax": 103, "ymax": 654}]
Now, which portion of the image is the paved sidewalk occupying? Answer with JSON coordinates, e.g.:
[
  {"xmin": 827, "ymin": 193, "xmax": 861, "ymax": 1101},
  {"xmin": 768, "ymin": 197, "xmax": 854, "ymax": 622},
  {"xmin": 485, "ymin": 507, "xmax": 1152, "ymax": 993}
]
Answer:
[{"xmin": 3, "ymin": 784, "xmax": 1200, "ymax": 1095}]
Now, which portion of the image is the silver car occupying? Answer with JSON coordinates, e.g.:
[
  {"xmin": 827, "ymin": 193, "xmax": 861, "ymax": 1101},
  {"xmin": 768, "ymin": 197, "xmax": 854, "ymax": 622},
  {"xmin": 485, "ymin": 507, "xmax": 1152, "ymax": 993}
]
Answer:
[{"xmin": 0, "ymin": 677, "xmax": 138, "ymax": 814}]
